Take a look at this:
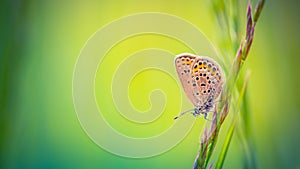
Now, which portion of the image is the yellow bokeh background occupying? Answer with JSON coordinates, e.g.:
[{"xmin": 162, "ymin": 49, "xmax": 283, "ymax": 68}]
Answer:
[{"xmin": 1, "ymin": 0, "xmax": 300, "ymax": 169}]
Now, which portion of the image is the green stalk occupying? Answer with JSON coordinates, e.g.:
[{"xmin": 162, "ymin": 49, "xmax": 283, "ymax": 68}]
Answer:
[
  {"xmin": 193, "ymin": 1, "xmax": 265, "ymax": 168},
  {"xmin": 215, "ymin": 71, "xmax": 251, "ymax": 169},
  {"xmin": 215, "ymin": 117, "xmax": 236, "ymax": 169}
]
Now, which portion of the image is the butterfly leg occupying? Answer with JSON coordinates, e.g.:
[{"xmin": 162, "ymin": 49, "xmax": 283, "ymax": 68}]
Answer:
[
  {"xmin": 203, "ymin": 113, "xmax": 212, "ymax": 122},
  {"xmin": 192, "ymin": 111, "xmax": 201, "ymax": 117}
]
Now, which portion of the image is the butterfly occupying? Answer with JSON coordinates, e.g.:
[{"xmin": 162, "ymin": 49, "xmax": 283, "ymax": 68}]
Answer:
[{"xmin": 174, "ymin": 53, "xmax": 225, "ymax": 120}]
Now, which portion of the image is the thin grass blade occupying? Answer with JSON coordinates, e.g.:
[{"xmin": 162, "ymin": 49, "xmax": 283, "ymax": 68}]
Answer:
[
  {"xmin": 214, "ymin": 116, "xmax": 236, "ymax": 169},
  {"xmin": 215, "ymin": 71, "xmax": 251, "ymax": 169}
]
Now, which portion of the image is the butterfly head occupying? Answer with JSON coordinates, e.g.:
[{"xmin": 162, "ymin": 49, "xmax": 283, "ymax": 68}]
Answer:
[
  {"xmin": 193, "ymin": 100, "xmax": 214, "ymax": 117},
  {"xmin": 174, "ymin": 100, "xmax": 215, "ymax": 120}
]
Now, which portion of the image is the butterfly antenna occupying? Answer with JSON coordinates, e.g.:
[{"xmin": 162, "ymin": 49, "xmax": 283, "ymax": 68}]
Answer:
[{"xmin": 174, "ymin": 108, "xmax": 194, "ymax": 120}]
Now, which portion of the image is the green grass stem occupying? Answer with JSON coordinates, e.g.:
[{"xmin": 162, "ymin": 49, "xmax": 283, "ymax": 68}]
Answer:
[{"xmin": 192, "ymin": 0, "xmax": 265, "ymax": 168}]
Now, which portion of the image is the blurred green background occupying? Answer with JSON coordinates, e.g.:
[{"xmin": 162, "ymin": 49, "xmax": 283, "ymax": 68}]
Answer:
[{"xmin": 1, "ymin": 0, "xmax": 300, "ymax": 169}]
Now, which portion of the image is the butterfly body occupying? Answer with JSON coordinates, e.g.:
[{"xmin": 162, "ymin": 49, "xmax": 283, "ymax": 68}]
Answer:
[{"xmin": 174, "ymin": 53, "xmax": 224, "ymax": 119}]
